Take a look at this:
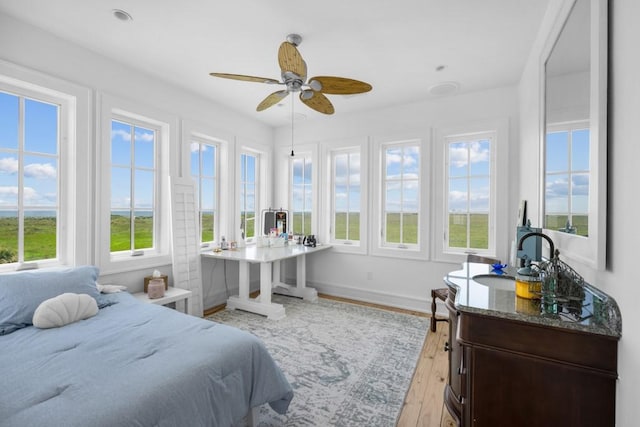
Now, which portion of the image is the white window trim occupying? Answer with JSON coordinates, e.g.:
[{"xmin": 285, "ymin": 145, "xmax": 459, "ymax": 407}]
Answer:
[
  {"xmin": 287, "ymin": 145, "xmax": 317, "ymax": 237},
  {"xmin": 0, "ymin": 60, "xmax": 91, "ymax": 272},
  {"xmin": 442, "ymin": 130, "xmax": 497, "ymax": 256},
  {"xmin": 371, "ymin": 134, "xmax": 430, "ymax": 261},
  {"xmin": 235, "ymin": 140, "xmax": 271, "ymax": 244},
  {"xmin": 182, "ymin": 120, "xmax": 233, "ymax": 251},
  {"xmin": 97, "ymin": 93, "xmax": 175, "ymax": 274},
  {"xmin": 321, "ymin": 138, "xmax": 368, "ymax": 255},
  {"xmin": 433, "ymin": 118, "xmax": 509, "ymax": 263}
]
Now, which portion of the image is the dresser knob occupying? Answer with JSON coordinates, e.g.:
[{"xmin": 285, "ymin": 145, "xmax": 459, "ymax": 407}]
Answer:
[{"xmin": 444, "ymin": 342, "xmax": 450, "ymax": 352}]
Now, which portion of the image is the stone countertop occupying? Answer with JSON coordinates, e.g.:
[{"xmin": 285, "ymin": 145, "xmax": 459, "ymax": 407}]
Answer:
[{"xmin": 444, "ymin": 263, "xmax": 622, "ymax": 338}]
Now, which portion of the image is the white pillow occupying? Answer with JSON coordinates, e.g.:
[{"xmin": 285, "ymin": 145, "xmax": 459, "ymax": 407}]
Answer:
[
  {"xmin": 96, "ymin": 283, "xmax": 127, "ymax": 293},
  {"xmin": 33, "ymin": 293, "xmax": 99, "ymax": 329}
]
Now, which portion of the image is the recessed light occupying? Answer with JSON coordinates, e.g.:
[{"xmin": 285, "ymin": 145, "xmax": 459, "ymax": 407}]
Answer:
[
  {"xmin": 428, "ymin": 81, "xmax": 460, "ymax": 96},
  {"xmin": 112, "ymin": 9, "xmax": 133, "ymax": 22}
]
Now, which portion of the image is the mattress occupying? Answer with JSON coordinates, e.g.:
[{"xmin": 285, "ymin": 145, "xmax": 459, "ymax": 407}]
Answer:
[{"xmin": 0, "ymin": 292, "xmax": 292, "ymax": 426}]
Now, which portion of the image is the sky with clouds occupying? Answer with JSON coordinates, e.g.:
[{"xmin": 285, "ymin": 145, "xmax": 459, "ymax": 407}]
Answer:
[
  {"xmin": 110, "ymin": 120, "xmax": 155, "ymax": 211},
  {"xmin": 0, "ymin": 94, "xmax": 58, "ymax": 209}
]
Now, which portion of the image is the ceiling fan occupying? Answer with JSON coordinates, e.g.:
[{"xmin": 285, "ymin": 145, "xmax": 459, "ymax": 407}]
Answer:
[{"xmin": 210, "ymin": 34, "xmax": 372, "ymax": 115}]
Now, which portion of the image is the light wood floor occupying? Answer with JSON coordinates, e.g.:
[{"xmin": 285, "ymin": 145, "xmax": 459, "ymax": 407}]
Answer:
[
  {"xmin": 397, "ymin": 320, "xmax": 456, "ymax": 427},
  {"xmin": 204, "ymin": 294, "xmax": 455, "ymax": 427}
]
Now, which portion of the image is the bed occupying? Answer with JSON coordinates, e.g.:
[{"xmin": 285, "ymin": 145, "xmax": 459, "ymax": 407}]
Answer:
[{"xmin": 0, "ymin": 266, "xmax": 293, "ymax": 427}]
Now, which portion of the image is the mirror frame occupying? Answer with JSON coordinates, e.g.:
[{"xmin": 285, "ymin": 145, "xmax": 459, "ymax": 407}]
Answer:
[{"xmin": 539, "ymin": 0, "xmax": 608, "ymax": 270}]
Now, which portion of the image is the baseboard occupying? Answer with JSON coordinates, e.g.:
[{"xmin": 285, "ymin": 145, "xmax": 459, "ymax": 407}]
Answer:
[
  {"xmin": 205, "ymin": 279, "xmax": 450, "ymax": 318},
  {"xmin": 308, "ymin": 280, "xmax": 448, "ymax": 316}
]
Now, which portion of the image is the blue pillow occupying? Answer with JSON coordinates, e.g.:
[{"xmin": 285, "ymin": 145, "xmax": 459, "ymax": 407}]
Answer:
[{"xmin": 0, "ymin": 265, "xmax": 100, "ymax": 335}]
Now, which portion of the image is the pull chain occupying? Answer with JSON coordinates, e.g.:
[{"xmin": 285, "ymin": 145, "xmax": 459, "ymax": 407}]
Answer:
[{"xmin": 290, "ymin": 95, "xmax": 295, "ymax": 157}]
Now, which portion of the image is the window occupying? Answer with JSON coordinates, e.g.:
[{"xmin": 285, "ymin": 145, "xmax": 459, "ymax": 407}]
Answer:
[
  {"xmin": 0, "ymin": 89, "xmax": 60, "ymax": 265},
  {"xmin": 544, "ymin": 122, "xmax": 589, "ymax": 236},
  {"xmin": 382, "ymin": 142, "xmax": 420, "ymax": 249},
  {"xmin": 290, "ymin": 155, "xmax": 312, "ymax": 236},
  {"xmin": 110, "ymin": 118, "xmax": 157, "ymax": 254},
  {"xmin": 98, "ymin": 94, "xmax": 172, "ymax": 272},
  {"xmin": 239, "ymin": 152, "xmax": 258, "ymax": 241},
  {"xmin": 331, "ymin": 148, "xmax": 360, "ymax": 243},
  {"xmin": 190, "ymin": 137, "xmax": 218, "ymax": 247},
  {"xmin": 371, "ymin": 137, "xmax": 427, "ymax": 259},
  {"xmin": 445, "ymin": 133, "xmax": 494, "ymax": 253}
]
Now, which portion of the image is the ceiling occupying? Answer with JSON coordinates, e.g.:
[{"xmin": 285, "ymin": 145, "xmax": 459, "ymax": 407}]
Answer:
[{"xmin": 0, "ymin": 0, "xmax": 550, "ymax": 127}]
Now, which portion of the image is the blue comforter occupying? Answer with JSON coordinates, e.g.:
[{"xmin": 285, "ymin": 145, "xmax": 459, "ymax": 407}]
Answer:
[{"xmin": 0, "ymin": 292, "xmax": 292, "ymax": 426}]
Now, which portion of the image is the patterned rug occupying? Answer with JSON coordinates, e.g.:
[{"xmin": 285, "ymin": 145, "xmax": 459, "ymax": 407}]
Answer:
[{"xmin": 207, "ymin": 294, "xmax": 428, "ymax": 426}]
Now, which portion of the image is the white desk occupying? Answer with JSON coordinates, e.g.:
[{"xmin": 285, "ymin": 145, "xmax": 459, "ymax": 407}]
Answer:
[{"xmin": 201, "ymin": 244, "xmax": 331, "ymax": 319}]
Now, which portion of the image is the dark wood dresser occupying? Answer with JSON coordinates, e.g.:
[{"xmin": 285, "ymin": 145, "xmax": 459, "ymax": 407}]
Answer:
[{"xmin": 443, "ymin": 263, "xmax": 621, "ymax": 427}]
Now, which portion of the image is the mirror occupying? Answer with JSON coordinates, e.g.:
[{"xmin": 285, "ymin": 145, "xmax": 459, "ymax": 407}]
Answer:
[
  {"xmin": 544, "ymin": 0, "xmax": 590, "ymax": 236},
  {"xmin": 542, "ymin": 0, "xmax": 607, "ymax": 269}
]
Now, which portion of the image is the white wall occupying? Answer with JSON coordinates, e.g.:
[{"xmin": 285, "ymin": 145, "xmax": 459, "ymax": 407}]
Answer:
[
  {"xmin": 518, "ymin": 0, "xmax": 639, "ymax": 424},
  {"xmin": 273, "ymin": 87, "xmax": 521, "ymax": 312},
  {"xmin": 0, "ymin": 14, "xmax": 274, "ymax": 299}
]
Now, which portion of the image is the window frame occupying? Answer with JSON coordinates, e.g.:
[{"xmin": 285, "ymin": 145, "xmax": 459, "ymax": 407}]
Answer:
[
  {"xmin": 326, "ymin": 145, "xmax": 366, "ymax": 251},
  {"xmin": 0, "ymin": 62, "xmax": 90, "ymax": 272},
  {"xmin": 289, "ymin": 152, "xmax": 313, "ymax": 236},
  {"xmin": 189, "ymin": 134, "xmax": 221, "ymax": 249},
  {"xmin": 433, "ymin": 119, "xmax": 509, "ymax": 264},
  {"xmin": 236, "ymin": 143, "xmax": 270, "ymax": 245},
  {"xmin": 443, "ymin": 131, "xmax": 497, "ymax": 256},
  {"xmin": 181, "ymin": 120, "xmax": 232, "ymax": 251},
  {"xmin": 97, "ymin": 93, "xmax": 174, "ymax": 274},
  {"xmin": 371, "ymin": 136, "xmax": 430, "ymax": 260},
  {"xmin": 109, "ymin": 115, "xmax": 159, "ymax": 254}
]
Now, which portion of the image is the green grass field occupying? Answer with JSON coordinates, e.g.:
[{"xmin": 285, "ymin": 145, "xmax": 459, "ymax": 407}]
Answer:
[
  {"xmin": 201, "ymin": 213, "xmax": 214, "ymax": 242},
  {"xmin": 545, "ymin": 214, "xmax": 588, "ymax": 237},
  {"xmin": 448, "ymin": 213, "xmax": 489, "ymax": 249},
  {"xmin": 0, "ymin": 215, "xmax": 154, "ymax": 263},
  {"xmin": 385, "ymin": 212, "xmax": 418, "ymax": 244},
  {"xmin": 291, "ymin": 212, "xmax": 312, "ymax": 236},
  {"xmin": 3, "ymin": 211, "xmax": 579, "ymax": 263},
  {"xmin": 110, "ymin": 215, "xmax": 153, "ymax": 252},
  {"xmin": 334, "ymin": 212, "xmax": 360, "ymax": 241},
  {"xmin": 0, "ymin": 217, "xmax": 58, "ymax": 262}
]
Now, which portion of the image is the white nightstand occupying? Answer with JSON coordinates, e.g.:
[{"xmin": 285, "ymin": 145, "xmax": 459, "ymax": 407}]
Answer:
[{"xmin": 133, "ymin": 287, "xmax": 192, "ymax": 314}]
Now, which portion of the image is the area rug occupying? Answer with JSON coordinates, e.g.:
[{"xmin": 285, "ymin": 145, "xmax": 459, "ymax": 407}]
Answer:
[{"xmin": 207, "ymin": 294, "xmax": 428, "ymax": 427}]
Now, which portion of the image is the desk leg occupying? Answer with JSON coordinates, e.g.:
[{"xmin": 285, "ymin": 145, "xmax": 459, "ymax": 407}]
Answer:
[
  {"xmin": 235, "ymin": 260, "xmax": 250, "ymax": 301},
  {"xmin": 226, "ymin": 260, "xmax": 285, "ymax": 320},
  {"xmin": 273, "ymin": 254, "xmax": 318, "ymax": 302},
  {"xmin": 259, "ymin": 261, "xmax": 272, "ymax": 305}
]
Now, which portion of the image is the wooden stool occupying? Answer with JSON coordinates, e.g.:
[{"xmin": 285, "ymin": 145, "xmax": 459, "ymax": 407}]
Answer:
[{"xmin": 430, "ymin": 287, "xmax": 449, "ymax": 332}]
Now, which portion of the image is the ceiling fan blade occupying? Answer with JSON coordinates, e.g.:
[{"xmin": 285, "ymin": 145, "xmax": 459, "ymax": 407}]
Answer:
[
  {"xmin": 278, "ymin": 42, "xmax": 307, "ymax": 78},
  {"xmin": 299, "ymin": 91, "xmax": 335, "ymax": 115},
  {"xmin": 210, "ymin": 73, "xmax": 280, "ymax": 85},
  {"xmin": 257, "ymin": 90, "xmax": 289, "ymax": 111},
  {"xmin": 308, "ymin": 76, "xmax": 373, "ymax": 95}
]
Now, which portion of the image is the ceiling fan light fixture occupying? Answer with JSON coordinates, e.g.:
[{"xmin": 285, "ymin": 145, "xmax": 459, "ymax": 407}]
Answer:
[{"xmin": 309, "ymin": 79, "xmax": 322, "ymax": 91}]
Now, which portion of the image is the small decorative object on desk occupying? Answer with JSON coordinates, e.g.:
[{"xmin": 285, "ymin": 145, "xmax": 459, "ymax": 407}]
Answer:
[
  {"xmin": 147, "ymin": 278, "xmax": 165, "ymax": 299},
  {"xmin": 491, "ymin": 263, "xmax": 508, "ymax": 274}
]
